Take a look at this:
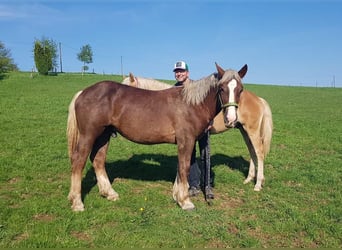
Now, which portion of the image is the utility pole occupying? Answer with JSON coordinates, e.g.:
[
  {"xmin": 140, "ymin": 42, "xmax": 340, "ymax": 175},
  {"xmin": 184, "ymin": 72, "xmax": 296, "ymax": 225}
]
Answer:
[
  {"xmin": 121, "ymin": 56, "xmax": 123, "ymax": 80},
  {"xmin": 332, "ymin": 75, "xmax": 335, "ymax": 88},
  {"xmin": 59, "ymin": 42, "xmax": 63, "ymax": 73}
]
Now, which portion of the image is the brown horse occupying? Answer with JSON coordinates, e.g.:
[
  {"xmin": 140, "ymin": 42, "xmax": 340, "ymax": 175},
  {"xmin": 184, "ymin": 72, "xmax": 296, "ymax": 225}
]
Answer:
[
  {"xmin": 67, "ymin": 63, "xmax": 248, "ymax": 211},
  {"xmin": 122, "ymin": 72, "xmax": 273, "ymax": 191}
]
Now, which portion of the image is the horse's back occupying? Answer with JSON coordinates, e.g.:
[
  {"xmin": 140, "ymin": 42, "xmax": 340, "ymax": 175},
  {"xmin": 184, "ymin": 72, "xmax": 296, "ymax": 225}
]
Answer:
[{"xmin": 76, "ymin": 80, "xmax": 185, "ymax": 144}]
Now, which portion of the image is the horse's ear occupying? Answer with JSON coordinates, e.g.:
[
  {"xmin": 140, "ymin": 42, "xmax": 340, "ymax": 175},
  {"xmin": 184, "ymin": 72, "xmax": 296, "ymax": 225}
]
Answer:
[
  {"xmin": 129, "ymin": 72, "xmax": 135, "ymax": 82},
  {"xmin": 238, "ymin": 64, "xmax": 248, "ymax": 79},
  {"xmin": 128, "ymin": 72, "xmax": 138, "ymax": 87},
  {"xmin": 215, "ymin": 62, "xmax": 225, "ymax": 79}
]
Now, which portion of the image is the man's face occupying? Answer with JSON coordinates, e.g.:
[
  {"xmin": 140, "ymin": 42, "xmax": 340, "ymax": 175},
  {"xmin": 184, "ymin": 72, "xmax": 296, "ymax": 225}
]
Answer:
[{"xmin": 174, "ymin": 69, "xmax": 189, "ymax": 83}]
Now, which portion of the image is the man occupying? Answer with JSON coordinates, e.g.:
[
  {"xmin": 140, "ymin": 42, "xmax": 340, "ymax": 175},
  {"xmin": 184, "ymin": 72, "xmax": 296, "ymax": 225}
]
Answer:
[{"xmin": 173, "ymin": 61, "xmax": 214, "ymax": 199}]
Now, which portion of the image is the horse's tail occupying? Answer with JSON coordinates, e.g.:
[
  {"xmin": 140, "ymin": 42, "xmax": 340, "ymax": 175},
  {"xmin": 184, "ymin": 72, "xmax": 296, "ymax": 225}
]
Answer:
[
  {"xmin": 67, "ymin": 90, "xmax": 83, "ymax": 159},
  {"xmin": 260, "ymin": 97, "xmax": 273, "ymax": 157}
]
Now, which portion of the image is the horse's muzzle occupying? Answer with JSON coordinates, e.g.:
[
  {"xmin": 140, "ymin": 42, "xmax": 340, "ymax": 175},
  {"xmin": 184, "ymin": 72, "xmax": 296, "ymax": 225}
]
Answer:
[{"xmin": 224, "ymin": 106, "xmax": 238, "ymax": 128}]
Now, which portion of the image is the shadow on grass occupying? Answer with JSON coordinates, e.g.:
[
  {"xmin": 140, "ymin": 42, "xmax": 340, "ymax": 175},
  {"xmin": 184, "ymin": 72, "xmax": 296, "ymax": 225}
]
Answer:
[
  {"xmin": 212, "ymin": 153, "xmax": 250, "ymax": 176},
  {"xmin": 81, "ymin": 153, "xmax": 249, "ymax": 200}
]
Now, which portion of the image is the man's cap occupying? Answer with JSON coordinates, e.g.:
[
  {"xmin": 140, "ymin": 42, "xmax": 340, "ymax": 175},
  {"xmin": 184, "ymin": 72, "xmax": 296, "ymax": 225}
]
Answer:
[{"xmin": 173, "ymin": 61, "xmax": 189, "ymax": 72}]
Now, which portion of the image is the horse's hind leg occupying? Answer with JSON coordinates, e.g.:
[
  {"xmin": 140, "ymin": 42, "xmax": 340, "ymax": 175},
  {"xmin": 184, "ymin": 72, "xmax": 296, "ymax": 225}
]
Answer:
[
  {"xmin": 90, "ymin": 128, "xmax": 119, "ymax": 201},
  {"xmin": 253, "ymin": 142, "xmax": 265, "ymax": 191},
  {"xmin": 68, "ymin": 137, "xmax": 92, "ymax": 212}
]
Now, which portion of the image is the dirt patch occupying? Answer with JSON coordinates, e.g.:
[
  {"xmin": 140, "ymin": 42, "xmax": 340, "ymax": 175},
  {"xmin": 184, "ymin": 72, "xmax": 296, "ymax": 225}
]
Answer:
[
  {"xmin": 33, "ymin": 213, "xmax": 56, "ymax": 222},
  {"xmin": 13, "ymin": 232, "xmax": 29, "ymax": 242},
  {"xmin": 8, "ymin": 177, "xmax": 20, "ymax": 184},
  {"xmin": 71, "ymin": 231, "xmax": 92, "ymax": 242},
  {"xmin": 214, "ymin": 190, "xmax": 245, "ymax": 210}
]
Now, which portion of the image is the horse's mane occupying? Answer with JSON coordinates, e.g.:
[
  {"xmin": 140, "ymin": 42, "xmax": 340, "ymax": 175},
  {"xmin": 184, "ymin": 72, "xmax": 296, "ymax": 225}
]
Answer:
[
  {"xmin": 138, "ymin": 78, "xmax": 171, "ymax": 90},
  {"xmin": 122, "ymin": 69, "xmax": 241, "ymax": 106},
  {"xmin": 182, "ymin": 70, "xmax": 242, "ymax": 105},
  {"xmin": 122, "ymin": 75, "xmax": 171, "ymax": 90},
  {"xmin": 182, "ymin": 74, "xmax": 218, "ymax": 105}
]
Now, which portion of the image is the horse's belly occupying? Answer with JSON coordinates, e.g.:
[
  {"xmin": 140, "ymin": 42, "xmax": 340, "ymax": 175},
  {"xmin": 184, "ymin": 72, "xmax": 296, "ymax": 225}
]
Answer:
[{"xmin": 117, "ymin": 127, "xmax": 176, "ymax": 145}]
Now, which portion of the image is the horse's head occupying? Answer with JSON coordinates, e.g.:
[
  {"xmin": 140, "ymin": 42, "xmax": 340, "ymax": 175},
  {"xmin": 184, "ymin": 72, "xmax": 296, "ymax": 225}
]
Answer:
[
  {"xmin": 216, "ymin": 63, "xmax": 248, "ymax": 128},
  {"xmin": 122, "ymin": 72, "xmax": 139, "ymax": 87},
  {"xmin": 129, "ymin": 72, "xmax": 139, "ymax": 87}
]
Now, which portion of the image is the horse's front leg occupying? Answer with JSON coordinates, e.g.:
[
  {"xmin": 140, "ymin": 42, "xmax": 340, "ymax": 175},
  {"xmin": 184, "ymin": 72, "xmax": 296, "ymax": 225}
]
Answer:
[
  {"xmin": 241, "ymin": 127, "xmax": 265, "ymax": 191},
  {"xmin": 173, "ymin": 143, "xmax": 195, "ymax": 210},
  {"xmin": 243, "ymin": 159, "xmax": 256, "ymax": 184}
]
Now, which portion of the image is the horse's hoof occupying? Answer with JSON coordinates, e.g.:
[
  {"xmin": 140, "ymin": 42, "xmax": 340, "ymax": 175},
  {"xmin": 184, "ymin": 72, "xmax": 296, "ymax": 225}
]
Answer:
[
  {"xmin": 71, "ymin": 203, "xmax": 85, "ymax": 212},
  {"xmin": 254, "ymin": 186, "xmax": 262, "ymax": 191},
  {"xmin": 181, "ymin": 201, "xmax": 195, "ymax": 210},
  {"xmin": 184, "ymin": 205, "xmax": 195, "ymax": 211},
  {"xmin": 107, "ymin": 192, "xmax": 119, "ymax": 201}
]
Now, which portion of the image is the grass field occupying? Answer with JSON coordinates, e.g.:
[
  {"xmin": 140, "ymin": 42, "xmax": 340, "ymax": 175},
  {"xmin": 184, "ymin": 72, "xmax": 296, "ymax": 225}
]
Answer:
[{"xmin": 0, "ymin": 71, "xmax": 341, "ymax": 248}]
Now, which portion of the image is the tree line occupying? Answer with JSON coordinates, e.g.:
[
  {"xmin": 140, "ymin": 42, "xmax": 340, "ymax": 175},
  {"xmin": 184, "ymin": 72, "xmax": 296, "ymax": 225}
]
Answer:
[
  {"xmin": 0, "ymin": 37, "xmax": 93, "ymax": 76},
  {"xmin": 0, "ymin": 41, "xmax": 18, "ymax": 77}
]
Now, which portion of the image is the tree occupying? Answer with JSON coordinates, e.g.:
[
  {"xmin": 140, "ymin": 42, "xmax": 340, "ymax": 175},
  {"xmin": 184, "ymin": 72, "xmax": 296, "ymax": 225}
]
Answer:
[
  {"xmin": 77, "ymin": 44, "xmax": 93, "ymax": 74},
  {"xmin": 0, "ymin": 41, "xmax": 18, "ymax": 75},
  {"xmin": 33, "ymin": 37, "xmax": 58, "ymax": 75}
]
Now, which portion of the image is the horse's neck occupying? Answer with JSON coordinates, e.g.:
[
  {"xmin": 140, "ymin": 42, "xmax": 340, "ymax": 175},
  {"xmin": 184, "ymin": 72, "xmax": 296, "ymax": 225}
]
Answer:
[{"xmin": 203, "ymin": 87, "xmax": 222, "ymax": 120}]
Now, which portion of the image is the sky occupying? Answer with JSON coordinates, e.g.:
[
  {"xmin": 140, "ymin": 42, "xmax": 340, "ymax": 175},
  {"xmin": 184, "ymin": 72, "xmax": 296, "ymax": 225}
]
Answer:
[{"xmin": 1, "ymin": 0, "xmax": 341, "ymax": 87}]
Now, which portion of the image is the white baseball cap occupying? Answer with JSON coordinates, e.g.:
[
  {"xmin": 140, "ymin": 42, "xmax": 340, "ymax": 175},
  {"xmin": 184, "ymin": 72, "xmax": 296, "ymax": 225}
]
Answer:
[{"xmin": 173, "ymin": 61, "xmax": 189, "ymax": 72}]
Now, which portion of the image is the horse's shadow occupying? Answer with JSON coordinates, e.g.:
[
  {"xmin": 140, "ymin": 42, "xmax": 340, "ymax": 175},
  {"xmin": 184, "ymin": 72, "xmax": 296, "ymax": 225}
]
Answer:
[{"xmin": 81, "ymin": 153, "xmax": 249, "ymax": 200}]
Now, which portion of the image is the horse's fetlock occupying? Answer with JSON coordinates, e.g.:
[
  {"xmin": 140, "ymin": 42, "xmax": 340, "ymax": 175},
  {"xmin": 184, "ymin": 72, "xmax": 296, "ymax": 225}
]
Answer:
[{"xmin": 243, "ymin": 176, "xmax": 254, "ymax": 184}]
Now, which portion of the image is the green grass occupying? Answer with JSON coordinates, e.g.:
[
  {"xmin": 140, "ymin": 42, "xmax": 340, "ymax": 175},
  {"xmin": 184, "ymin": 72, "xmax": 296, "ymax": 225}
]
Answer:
[{"xmin": 0, "ymin": 72, "xmax": 341, "ymax": 248}]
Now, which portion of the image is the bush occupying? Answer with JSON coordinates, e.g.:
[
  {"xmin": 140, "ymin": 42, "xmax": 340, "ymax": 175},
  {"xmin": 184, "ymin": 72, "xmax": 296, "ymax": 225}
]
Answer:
[{"xmin": 33, "ymin": 38, "xmax": 58, "ymax": 75}]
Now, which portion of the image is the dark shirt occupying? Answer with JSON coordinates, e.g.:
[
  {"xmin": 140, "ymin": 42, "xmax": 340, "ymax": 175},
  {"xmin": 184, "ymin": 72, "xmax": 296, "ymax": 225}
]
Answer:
[{"xmin": 174, "ymin": 78, "xmax": 193, "ymax": 87}]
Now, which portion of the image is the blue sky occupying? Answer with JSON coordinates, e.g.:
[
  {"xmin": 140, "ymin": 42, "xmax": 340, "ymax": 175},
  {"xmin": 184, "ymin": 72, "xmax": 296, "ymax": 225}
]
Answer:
[{"xmin": 1, "ymin": 0, "xmax": 341, "ymax": 87}]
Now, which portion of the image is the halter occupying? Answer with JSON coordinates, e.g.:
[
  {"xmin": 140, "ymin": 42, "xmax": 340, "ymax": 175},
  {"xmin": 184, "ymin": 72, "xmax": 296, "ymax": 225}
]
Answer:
[{"xmin": 218, "ymin": 90, "xmax": 238, "ymax": 110}]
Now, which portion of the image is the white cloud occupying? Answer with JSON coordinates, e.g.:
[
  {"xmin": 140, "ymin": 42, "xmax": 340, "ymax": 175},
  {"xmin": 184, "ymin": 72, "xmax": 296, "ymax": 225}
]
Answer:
[{"xmin": 0, "ymin": 3, "xmax": 64, "ymax": 21}]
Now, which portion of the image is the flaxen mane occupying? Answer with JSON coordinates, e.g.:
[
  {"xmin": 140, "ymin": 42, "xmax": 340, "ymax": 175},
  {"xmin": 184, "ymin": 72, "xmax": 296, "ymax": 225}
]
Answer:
[
  {"xmin": 122, "ymin": 74, "xmax": 171, "ymax": 90},
  {"xmin": 182, "ymin": 70, "xmax": 241, "ymax": 105},
  {"xmin": 181, "ymin": 74, "xmax": 218, "ymax": 105}
]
